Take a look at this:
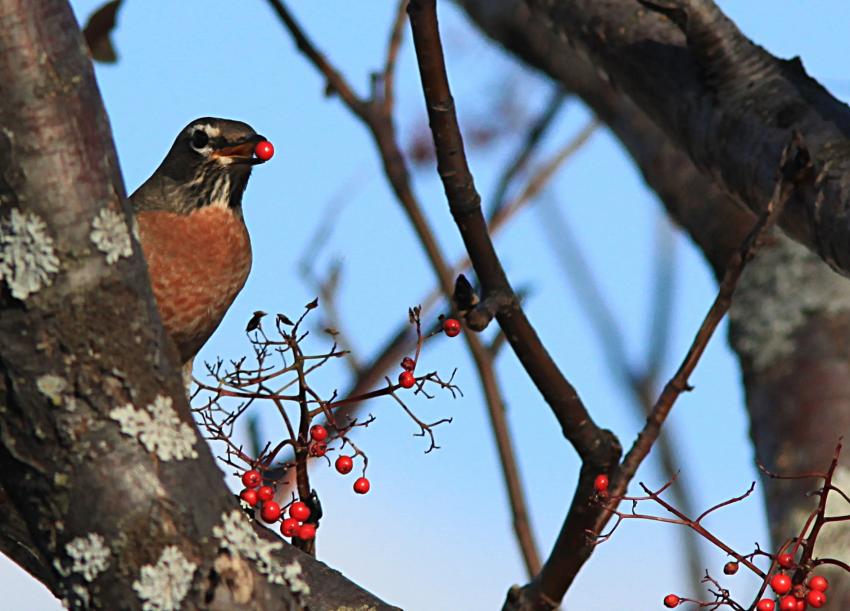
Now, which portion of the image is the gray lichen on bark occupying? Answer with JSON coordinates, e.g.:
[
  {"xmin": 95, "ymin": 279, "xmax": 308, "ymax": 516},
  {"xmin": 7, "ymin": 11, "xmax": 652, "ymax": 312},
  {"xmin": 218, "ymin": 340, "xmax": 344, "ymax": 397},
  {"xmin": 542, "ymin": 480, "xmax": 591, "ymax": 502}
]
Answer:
[{"xmin": 730, "ymin": 233, "xmax": 850, "ymax": 374}]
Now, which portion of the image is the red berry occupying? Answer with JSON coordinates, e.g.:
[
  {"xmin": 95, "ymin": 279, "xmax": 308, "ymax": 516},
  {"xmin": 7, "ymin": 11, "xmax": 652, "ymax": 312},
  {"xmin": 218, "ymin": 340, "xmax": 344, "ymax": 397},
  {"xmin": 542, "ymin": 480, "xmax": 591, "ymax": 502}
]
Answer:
[
  {"xmin": 777, "ymin": 553, "xmax": 795, "ymax": 569},
  {"xmin": 309, "ymin": 441, "xmax": 327, "ymax": 457},
  {"xmin": 443, "ymin": 318, "xmax": 461, "ymax": 337},
  {"xmin": 400, "ymin": 357, "xmax": 416, "ymax": 371},
  {"xmin": 289, "ymin": 501, "xmax": 311, "ymax": 522},
  {"xmin": 335, "ymin": 455, "xmax": 354, "ymax": 474},
  {"xmin": 240, "ymin": 488, "xmax": 258, "ymax": 507},
  {"xmin": 663, "ymin": 594, "xmax": 680, "ymax": 608},
  {"xmin": 398, "ymin": 371, "xmax": 416, "ymax": 389},
  {"xmin": 280, "ymin": 517, "xmax": 299, "ymax": 538},
  {"xmin": 310, "ymin": 424, "xmax": 328, "ymax": 442},
  {"xmin": 255, "ymin": 140, "xmax": 274, "ymax": 161},
  {"xmin": 723, "ymin": 561, "xmax": 739, "ymax": 575},
  {"xmin": 779, "ymin": 595, "xmax": 797, "ymax": 611},
  {"xmin": 257, "ymin": 485, "xmax": 274, "ymax": 502},
  {"xmin": 297, "ymin": 523, "xmax": 316, "ymax": 541},
  {"xmin": 241, "ymin": 469, "xmax": 261, "ymax": 488},
  {"xmin": 806, "ymin": 590, "xmax": 826, "ymax": 608},
  {"xmin": 260, "ymin": 501, "xmax": 281, "ymax": 523},
  {"xmin": 808, "ymin": 576, "xmax": 828, "ymax": 592},
  {"xmin": 771, "ymin": 573, "xmax": 792, "ymax": 595},
  {"xmin": 353, "ymin": 477, "xmax": 370, "ymax": 494},
  {"xmin": 756, "ymin": 600, "xmax": 776, "ymax": 611},
  {"xmin": 795, "ymin": 599, "xmax": 807, "ymax": 611},
  {"xmin": 593, "ymin": 474, "xmax": 609, "ymax": 492}
]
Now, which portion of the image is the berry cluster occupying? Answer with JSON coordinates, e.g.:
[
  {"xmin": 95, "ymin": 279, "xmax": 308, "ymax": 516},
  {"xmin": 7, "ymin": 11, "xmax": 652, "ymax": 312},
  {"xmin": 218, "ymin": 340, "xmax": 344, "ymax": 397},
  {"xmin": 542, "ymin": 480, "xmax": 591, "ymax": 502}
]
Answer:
[
  {"xmin": 204, "ymin": 303, "xmax": 458, "ymax": 550},
  {"xmin": 591, "ymin": 444, "xmax": 846, "ymax": 610},
  {"xmin": 280, "ymin": 501, "xmax": 316, "ymax": 541},
  {"xmin": 238, "ymin": 424, "xmax": 373, "ymax": 543},
  {"xmin": 239, "ymin": 469, "xmax": 318, "ymax": 541},
  {"xmin": 309, "ymin": 424, "xmax": 328, "ymax": 458},
  {"xmin": 663, "ymin": 564, "xmax": 830, "ymax": 609},
  {"xmin": 333, "ymin": 454, "xmax": 371, "ymax": 493},
  {"xmin": 306, "ymin": 424, "xmax": 373, "ymax": 495},
  {"xmin": 397, "ymin": 318, "xmax": 461, "ymax": 389},
  {"xmin": 752, "ymin": 566, "xmax": 829, "ymax": 610}
]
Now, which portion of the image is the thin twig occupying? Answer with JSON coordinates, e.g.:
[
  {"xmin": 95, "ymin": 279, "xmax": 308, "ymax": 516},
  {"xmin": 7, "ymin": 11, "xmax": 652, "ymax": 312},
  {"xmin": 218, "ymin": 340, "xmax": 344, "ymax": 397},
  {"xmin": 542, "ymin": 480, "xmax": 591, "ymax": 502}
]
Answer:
[
  {"xmin": 488, "ymin": 87, "xmax": 567, "ymax": 217},
  {"xmin": 382, "ymin": 0, "xmax": 408, "ymax": 112},
  {"xmin": 615, "ymin": 138, "xmax": 802, "ymax": 498}
]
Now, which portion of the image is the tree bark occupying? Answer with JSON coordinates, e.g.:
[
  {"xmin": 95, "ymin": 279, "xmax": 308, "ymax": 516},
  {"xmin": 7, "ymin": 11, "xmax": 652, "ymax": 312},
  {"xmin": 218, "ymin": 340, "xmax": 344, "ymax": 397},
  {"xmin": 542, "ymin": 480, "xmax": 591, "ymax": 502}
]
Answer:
[
  {"xmin": 457, "ymin": 0, "xmax": 850, "ymax": 607},
  {"xmin": 499, "ymin": 0, "xmax": 850, "ymax": 279},
  {"xmin": 0, "ymin": 1, "xmax": 395, "ymax": 609}
]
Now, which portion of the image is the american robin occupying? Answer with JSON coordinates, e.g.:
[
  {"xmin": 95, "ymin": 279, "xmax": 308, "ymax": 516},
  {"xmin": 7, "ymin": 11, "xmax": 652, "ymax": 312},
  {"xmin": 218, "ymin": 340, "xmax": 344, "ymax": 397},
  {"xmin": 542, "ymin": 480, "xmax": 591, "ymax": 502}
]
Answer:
[{"xmin": 130, "ymin": 117, "xmax": 271, "ymax": 369}]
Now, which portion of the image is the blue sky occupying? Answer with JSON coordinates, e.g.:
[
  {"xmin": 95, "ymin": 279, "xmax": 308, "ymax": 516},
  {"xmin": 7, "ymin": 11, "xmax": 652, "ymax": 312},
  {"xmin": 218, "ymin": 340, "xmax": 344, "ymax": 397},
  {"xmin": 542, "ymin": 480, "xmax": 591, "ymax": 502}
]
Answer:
[{"xmin": 5, "ymin": 2, "xmax": 850, "ymax": 609}]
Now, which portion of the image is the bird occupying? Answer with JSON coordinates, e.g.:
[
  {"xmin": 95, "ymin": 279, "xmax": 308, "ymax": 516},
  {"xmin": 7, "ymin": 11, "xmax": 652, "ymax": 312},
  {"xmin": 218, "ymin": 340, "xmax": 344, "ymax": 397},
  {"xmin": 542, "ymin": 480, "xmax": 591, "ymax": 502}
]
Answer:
[{"xmin": 129, "ymin": 117, "xmax": 272, "ymax": 373}]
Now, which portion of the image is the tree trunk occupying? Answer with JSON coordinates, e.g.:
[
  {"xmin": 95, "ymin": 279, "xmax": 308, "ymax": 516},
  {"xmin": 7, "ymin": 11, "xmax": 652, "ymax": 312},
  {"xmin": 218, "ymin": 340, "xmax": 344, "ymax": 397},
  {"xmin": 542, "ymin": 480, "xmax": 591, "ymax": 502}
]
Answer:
[{"xmin": 0, "ymin": 1, "xmax": 395, "ymax": 608}]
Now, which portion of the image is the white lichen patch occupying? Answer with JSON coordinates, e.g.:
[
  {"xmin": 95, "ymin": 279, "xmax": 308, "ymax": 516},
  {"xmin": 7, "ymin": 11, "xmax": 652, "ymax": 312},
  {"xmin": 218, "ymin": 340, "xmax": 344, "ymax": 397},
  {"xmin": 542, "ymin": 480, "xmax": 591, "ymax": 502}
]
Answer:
[
  {"xmin": 282, "ymin": 561, "xmax": 310, "ymax": 596},
  {"xmin": 729, "ymin": 236, "xmax": 850, "ymax": 373},
  {"xmin": 90, "ymin": 208, "xmax": 132, "ymax": 264},
  {"xmin": 61, "ymin": 584, "xmax": 91, "ymax": 609},
  {"xmin": 37, "ymin": 374, "xmax": 67, "ymax": 406},
  {"xmin": 133, "ymin": 545, "xmax": 197, "ymax": 611},
  {"xmin": 212, "ymin": 510, "xmax": 309, "ymax": 594},
  {"xmin": 110, "ymin": 395, "xmax": 198, "ymax": 461},
  {"xmin": 64, "ymin": 533, "xmax": 110, "ymax": 582},
  {"xmin": 0, "ymin": 208, "xmax": 60, "ymax": 299}
]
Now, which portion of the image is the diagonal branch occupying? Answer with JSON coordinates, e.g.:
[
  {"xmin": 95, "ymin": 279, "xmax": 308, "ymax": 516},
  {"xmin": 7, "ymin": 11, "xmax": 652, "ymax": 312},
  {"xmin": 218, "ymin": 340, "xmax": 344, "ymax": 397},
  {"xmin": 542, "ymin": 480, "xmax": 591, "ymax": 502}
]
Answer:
[
  {"xmin": 407, "ymin": 3, "xmax": 622, "ymax": 608},
  {"xmin": 536, "ymin": 198, "xmax": 706, "ymax": 588},
  {"xmin": 522, "ymin": 0, "xmax": 850, "ymax": 278},
  {"xmin": 407, "ymin": 0, "xmax": 617, "ymax": 461},
  {"xmin": 614, "ymin": 136, "xmax": 805, "ymax": 494}
]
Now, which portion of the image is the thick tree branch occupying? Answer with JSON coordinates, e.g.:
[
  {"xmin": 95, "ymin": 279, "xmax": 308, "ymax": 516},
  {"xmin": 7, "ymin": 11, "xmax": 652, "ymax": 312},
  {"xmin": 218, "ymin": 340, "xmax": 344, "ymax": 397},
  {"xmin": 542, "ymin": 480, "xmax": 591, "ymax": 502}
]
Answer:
[
  {"xmin": 518, "ymin": 0, "xmax": 850, "ymax": 277},
  {"xmin": 455, "ymin": 0, "xmax": 756, "ymax": 274},
  {"xmin": 408, "ymin": 0, "xmax": 617, "ymax": 462},
  {"xmin": 0, "ymin": 483, "xmax": 55, "ymax": 590}
]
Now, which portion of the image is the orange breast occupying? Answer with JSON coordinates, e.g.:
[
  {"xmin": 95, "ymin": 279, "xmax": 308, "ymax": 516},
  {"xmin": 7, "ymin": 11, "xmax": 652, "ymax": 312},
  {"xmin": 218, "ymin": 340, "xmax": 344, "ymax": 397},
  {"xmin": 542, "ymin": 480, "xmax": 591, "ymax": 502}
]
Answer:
[{"xmin": 137, "ymin": 206, "xmax": 252, "ymax": 363}]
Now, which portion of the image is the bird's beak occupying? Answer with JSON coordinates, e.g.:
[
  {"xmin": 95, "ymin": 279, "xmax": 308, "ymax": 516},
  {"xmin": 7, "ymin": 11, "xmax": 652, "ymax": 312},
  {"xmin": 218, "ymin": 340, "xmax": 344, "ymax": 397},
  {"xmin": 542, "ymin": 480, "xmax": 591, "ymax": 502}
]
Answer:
[{"xmin": 212, "ymin": 134, "xmax": 268, "ymax": 165}]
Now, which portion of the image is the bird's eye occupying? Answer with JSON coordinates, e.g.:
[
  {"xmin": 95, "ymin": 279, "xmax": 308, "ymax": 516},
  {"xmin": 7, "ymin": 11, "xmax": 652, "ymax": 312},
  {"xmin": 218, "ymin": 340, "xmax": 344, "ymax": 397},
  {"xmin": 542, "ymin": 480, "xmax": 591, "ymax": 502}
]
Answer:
[{"xmin": 191, "ymin": 129, "xmax": 210, "ymax": 150}]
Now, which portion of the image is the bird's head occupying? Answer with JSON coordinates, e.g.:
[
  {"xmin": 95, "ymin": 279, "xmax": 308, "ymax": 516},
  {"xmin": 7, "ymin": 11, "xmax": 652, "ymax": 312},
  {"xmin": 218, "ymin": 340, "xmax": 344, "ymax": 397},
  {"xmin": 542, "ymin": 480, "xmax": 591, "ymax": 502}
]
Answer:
[{"xmin": 132, "ymin": 117, "xmax": 271, "ymax": 214}]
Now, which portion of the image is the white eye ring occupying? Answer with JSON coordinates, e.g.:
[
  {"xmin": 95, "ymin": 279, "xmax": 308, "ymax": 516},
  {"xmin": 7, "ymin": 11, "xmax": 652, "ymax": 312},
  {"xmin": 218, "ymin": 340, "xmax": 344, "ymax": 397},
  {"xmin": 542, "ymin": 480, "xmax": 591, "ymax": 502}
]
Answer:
[{"xmin": 190, "ymin": 128, "xmax": 210, "ymax": 151}]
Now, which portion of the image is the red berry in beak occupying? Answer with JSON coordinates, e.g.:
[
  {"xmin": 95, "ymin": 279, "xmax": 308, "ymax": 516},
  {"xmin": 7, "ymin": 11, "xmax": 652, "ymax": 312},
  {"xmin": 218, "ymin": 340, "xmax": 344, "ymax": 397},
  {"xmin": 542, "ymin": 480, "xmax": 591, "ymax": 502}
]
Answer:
[{"xmin": 255, "ymin": 140, "xmax": 274, "ymax": 161}]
